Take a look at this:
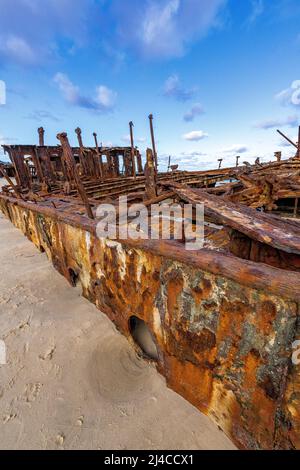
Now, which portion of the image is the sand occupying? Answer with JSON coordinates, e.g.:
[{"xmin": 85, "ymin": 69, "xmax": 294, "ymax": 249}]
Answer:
[{"xmin": 0, "ymin": 184, "xmax": 235, "ymax": 450}]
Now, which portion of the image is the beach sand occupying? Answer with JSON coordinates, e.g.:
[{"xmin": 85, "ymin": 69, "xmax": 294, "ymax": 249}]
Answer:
[{"xmin": 0, "ymin": 182, "xmax": 235, "ymax": 450}]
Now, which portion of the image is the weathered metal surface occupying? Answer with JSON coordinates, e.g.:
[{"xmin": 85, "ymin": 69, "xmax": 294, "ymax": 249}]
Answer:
[
  {"xmin": 2, "ymin": 124, "xmax": 300, "ymax": 450},
  {"xmin": 168, "ymin": 184, "xmax": 300, "ymax": 256},
  {"xmin": 0, "ymin": 195, "xmax": 299, "ymax": 450},
  {"xmin": 0, "ymin": 160, "xmax": 16, "ymax": 178}
]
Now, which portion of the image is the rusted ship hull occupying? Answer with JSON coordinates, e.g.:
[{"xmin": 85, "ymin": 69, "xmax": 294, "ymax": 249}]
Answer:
[{"xmin": 1, "ymin": 193, "xmax": 299, "ymax": 450}]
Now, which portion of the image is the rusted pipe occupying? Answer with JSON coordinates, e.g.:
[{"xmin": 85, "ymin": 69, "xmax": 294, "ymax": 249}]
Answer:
[
  {"xmin": 129, "ymin": 121, "xmax": 137, "ymax": 180},
  {"xmin": 144, "ymin": 148, "xmax": 157, "ymax": 199},
  {"xmin": 148, "ymin": 114, "xmax": 158, "ymax": 172},
  {"xmin": 277, "ymin": 129, "xmax": 298, "ymax": 149},
  {"xmin": 275, "ymin": 151, "xmax": 282, "ymax": 162},
  {"xmin": 75, "ymin": 127, "xmax": 84, "ymax": 148},
  {"xmin": 93, "ymin": 132, "xmax": 104, "ymax": 180},
  {"xmin": 38, "ymin": 127, "xmax": 45, "ymax": 146},
  {"xmin": 57, "ymin": 132, "xmax": 94, "ymax": 219}
]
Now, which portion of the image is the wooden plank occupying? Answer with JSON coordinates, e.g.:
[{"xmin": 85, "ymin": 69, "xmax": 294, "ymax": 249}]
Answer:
[{"xmin": 168, "ymin": 183, "xmax": 300, "ymax": 255}]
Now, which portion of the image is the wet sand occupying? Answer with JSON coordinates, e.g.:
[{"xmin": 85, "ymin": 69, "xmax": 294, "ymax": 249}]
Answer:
[{"xmin": 0, "ymin": 188, "xmax": 235, "ymax": 450}]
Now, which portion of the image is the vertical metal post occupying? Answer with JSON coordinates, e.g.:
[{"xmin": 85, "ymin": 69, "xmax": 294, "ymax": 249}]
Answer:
[
  {"xmin": 75, "ymin": 127, "xmax": 88, "ymax": 175},
  {"xmin": 275, "ymin": 152, "xmax": 282, "ymax": 162},
  {"xmin": 32, "ymin": 147, "xmax": 45, "ymax": 184},
  {"xmin": 93, "ymin": 132, "xmax": 104, "ymax": 180},
  {"xmin": 144, "ymin": 148, "xmax": 157, "ymax": 200},
  {"xmin": 167, "ymin": 156, "xmax": 171, "ymax": 172},
  {"xmin": 57, "ymin": 132, "xmax": 94, "ymax": 219},
  {"xmin": 75, "ymin": 127, "xmax": 83, "ymax": 148},
  {"xmin": 129, "ymin": 121, "xmax": 136, "ymax": 180},
  {"xmin": 148, "ymin": 114, "xmax": 158, "ymax": 172},
  {"xmin": 38, "ymin": 127, "xmax": 45, "ymax": 146}
]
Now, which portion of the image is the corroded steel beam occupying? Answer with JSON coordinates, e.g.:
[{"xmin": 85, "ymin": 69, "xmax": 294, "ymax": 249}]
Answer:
[
  {"xmin": 277, "ymin": 129, "xmax": 297, "ymax": 149},
  {"xmin": 93, "ymin": 132, "xmax": 104, "ymax": 179},
  {"xmin": 148, "ymin": 114, "xmax": 158, "ymax": 171},
  {"xmin": 129, "ymin": 121, "xmax": 136, "ymax": 180},
  {"xmin": 38, "ymin": 127, "xmax": 45, "ymax": 146},
  {"xmin": 57, "ymin": 132, "xmax": 94, "ymax": 219},
  {"xmin": 144, "ymin": 148, "xmax": 157, "ymax": 200}
]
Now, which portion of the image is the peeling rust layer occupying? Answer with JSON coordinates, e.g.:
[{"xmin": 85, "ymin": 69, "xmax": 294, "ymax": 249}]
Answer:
[{"xmin": 1, "ymin": 196, "xmax": 300, "ymax": 450}]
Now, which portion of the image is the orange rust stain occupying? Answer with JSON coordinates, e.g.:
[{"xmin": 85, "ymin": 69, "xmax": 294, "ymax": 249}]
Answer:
[
  {"xmin": 166, "ymin": 272, "xmax": 184, "ymax": 320},
  {"xmin": 165, "ymin": 355, "xmax": 214, "ymax": 413},
  {"xmin": 255, "ymin": 300, "xmax": 277, "ymax": 335}
]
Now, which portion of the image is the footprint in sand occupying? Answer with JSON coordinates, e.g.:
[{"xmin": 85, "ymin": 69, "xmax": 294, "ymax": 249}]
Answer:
[
  {"xmin": 39, "ymin": 346, "xmax": 56, "ymax": 361},
  {"xmin": 24, "ymin": 383, "xmax": 42, "ymax": 403}
]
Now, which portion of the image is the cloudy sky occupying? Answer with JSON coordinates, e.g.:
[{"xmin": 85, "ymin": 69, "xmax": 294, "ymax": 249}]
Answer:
[{"xmin": 0, "ymin": 0, "xmax": 300, "ymax": 170}]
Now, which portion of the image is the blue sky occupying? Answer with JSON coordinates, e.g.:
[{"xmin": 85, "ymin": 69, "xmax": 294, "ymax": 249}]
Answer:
[{"xmin": 0, "ymin": 0, "xmax": 300, "ymax": 170}]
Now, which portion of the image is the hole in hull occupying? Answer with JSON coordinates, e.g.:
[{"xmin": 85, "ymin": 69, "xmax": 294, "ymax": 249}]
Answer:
[
  {"xmin": 68, "ymin": 268, "xmax": 79, "ymax": 287},
  {"xmin": 129, "ymin": 316, "xmax": 158, "ymax": 361}
]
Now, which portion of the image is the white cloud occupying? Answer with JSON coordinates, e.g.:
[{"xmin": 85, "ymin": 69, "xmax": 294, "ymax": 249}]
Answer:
[
  {"xmin": 183, "ymin": 103, "xmax": 205, "ymax": 122},
  {"xmin": 0, "ymin": 0, "xmax": 93, "ymax": 66},
  {"xmin": 279, "ymin": 139, "xmax": 294, "ymax": 148},
  {"xmin": 54, "ymin": 73, "xmax": 117, "ymax": 112},
  {"xmin": 113, "ymin": 0, "xmax": 227, "ymax": 59},
  {"xmin": 247, "ymin": 0, "xmax": 264, "ymax": 25},
  {"xmin": 159, "ymin": 152, "xmax": 210, "ymax": 171},
  {"xmin": 0, "ymin": 1, "xmax": 227, "ymax": 66},
  {"xmin": 122, "ymin": 135, "xmax": 146, "ymax": 144},
  {"xmin": 254, "ymin": 115, "xmax": 299, "ymax": 129},
  {"xmin": 182, "ymin": 130, "xmax": 208, "ymax": 141},
  {"xmin": 275, "ymin": 80, "xmax": 300, "ymax": 107},
  {"xmin": 0, "ymin": 135, "xmax": 17, "ymax": 146},
  {"xmin": 54, "ymin": 73, "xmax": 79, "ymax": 103},
  {"xmin": 164, "ymin": 75, "xmax": 197, "ymax": 102},
  {"xmin": 102, "ymin": 141, "xmax": 114, "ymax": 148},
  {"xmin": 0, "ymin": 80, "xmax": 6, "ymax": 106},
  {"xmin": 96, "ymin": 86, "xmax": 117, "ymax": 109},
  {"xmin": 0, "ymin": 35, "xmax": 36, "ymax": 65},
  {"xmin": 143, "ymin": 0, "xmax": 181, "ymax": 55},
  {"xmin": 222, "ymin": 144, "xmax": 248, "ymax": 154},
  {"xmin": 24, "ymin": 109, "xmax": 61, "ymax": 122},
  {"xmin": 180, "ymin": 151, "xmax": 207, "ymax": 156}
]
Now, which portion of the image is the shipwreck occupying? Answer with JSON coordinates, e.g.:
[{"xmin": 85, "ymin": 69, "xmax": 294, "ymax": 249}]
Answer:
[{"xmin": 0, "ymin": 117, "xmax": 300, "ymax": 450}]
